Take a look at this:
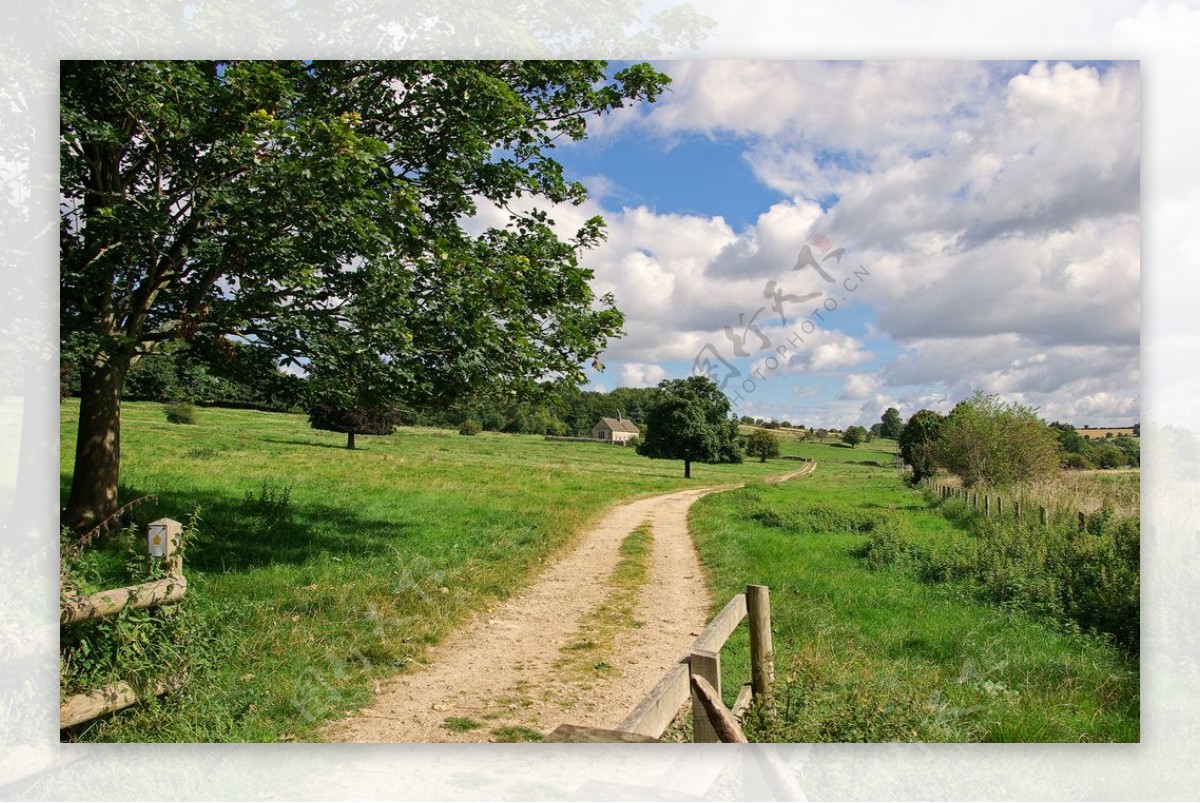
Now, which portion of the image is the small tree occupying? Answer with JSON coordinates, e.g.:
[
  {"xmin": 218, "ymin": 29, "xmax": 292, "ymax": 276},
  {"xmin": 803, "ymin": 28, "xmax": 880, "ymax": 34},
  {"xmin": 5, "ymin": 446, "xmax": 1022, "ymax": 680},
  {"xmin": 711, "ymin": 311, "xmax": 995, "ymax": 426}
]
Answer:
[
  {"xmin": 898, "ymin": 409, "xmax": 945, "ymax": 483},
  {"xmin": 880, "ymin": 407, "xmax": 902, "ymax": 439},
  {"xmin": 842, "ymin": 426, "xmax": 868, "ymax": 447},
  {"xmin": 309, "ymin": 404, "xmax": 403, "ymax": 449},
  {"xmin": 637, "ymin": 376, "xmax": 743, "ymax": 478},
  {"xmin": 745, "ymin": 429, "xmax": 782, "ymax": 463},
  {"xmin": 815, "ymin": 428, "xmax": 830, "ymax": 443},
  {"xmin": 934, "ymin": 391, "xmax": 1059, "ymax": 487}
]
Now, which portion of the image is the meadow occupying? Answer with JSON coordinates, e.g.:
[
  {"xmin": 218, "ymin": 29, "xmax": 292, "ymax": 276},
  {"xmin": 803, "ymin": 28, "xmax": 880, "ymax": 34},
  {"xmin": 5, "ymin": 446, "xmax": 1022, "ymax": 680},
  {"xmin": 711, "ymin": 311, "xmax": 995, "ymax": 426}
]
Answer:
[
  {"xmin": 690, "ymin": 440, "xmax": 1139, "ymax": 742},
  {"xmin": 60, "ymin": 403, "xmax": 1139, "ymax": 743},
  {"xmin": 59, "ymin": 400, "xmax": 786, "ymax": 742}
]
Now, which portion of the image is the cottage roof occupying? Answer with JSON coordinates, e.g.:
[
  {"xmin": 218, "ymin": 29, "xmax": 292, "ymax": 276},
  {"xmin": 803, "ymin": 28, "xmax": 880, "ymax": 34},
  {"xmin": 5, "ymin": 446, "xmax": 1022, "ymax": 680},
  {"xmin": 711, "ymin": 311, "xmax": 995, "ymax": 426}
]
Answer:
[{"xmin": 597, "ymin": 417, "xmax": 640, "ymax": 434}]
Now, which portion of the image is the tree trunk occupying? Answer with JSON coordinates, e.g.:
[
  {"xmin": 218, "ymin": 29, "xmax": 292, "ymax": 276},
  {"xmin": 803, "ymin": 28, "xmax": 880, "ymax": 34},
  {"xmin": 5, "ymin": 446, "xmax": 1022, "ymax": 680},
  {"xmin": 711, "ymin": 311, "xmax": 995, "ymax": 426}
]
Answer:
[
  {"xmin": 346, "ymin": 431, "xmax": 356, "ymax": 449},
  {"xmin": 684, "ymin": 459, "xmax": 691, "ymax": 479},
  {"xmin": 64, "ymin": 358, "xmax": 129, "ymax": 532},
  {"xmin": 760, "ymin": 454, "xmax": 767, "ymax": 463}
]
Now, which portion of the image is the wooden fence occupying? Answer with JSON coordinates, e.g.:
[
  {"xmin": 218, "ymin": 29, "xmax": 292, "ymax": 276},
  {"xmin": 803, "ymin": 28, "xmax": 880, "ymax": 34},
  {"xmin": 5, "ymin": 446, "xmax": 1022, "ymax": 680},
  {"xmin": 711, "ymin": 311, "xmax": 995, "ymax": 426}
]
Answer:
[
  {"xmin": 547, "ymin": 584, "xmax": 773, "ymax": 744},
  {"xmin": 60, "ymin": 518, "xmax": 188, "ymax": 729},
  {"xmin": 922, "ymin": 477, "xmax": 1090, "ymax": 529}
]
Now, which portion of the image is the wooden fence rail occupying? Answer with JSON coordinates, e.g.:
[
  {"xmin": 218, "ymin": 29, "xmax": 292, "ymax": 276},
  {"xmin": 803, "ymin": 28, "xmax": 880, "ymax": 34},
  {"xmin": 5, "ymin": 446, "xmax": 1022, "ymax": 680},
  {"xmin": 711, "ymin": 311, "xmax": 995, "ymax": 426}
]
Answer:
[
  {"xmin": 550, "ymin": 584, "xmax": 774, "ymax": 744},
  {"xmin": 60, "ymin": 518, "xmax": 188, "ymax": 729},
  {"xmin": 923, "ymin": 479, "xmax": 1093, "ymax": 531}
]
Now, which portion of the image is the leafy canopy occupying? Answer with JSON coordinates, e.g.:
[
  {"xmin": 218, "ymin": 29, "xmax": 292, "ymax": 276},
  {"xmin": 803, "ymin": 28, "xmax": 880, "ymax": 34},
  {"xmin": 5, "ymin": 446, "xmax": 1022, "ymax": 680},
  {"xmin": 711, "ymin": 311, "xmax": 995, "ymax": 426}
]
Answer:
[
  {"xmin": 933, "ymin": 391, "xmax": 1060, "ymax": 487},
  {"xmin": 898, "ymin": 409, "xmax": 945, "ymax": 483},
  {"xmin": 745, "ymin": 429, "xmax": 781, "ymax": 463},
  {"xmin": 636, "ymin": 376, "xmax": 743, "ymax": 475},
  {"xmin": 60, "ymin": 59, "xmax": 670, "ymax": 527},
  {"xmin": 60, "ymin": 60, "xmax": 670, "ymax": 403}
]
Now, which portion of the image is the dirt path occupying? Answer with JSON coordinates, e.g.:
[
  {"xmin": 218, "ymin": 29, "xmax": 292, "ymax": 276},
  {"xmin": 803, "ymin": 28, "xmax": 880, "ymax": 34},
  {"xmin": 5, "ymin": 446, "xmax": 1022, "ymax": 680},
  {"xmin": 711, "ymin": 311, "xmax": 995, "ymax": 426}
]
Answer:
[{"xmin": 321, "ymin": 464, "xmax": 814, "ymax": 743}]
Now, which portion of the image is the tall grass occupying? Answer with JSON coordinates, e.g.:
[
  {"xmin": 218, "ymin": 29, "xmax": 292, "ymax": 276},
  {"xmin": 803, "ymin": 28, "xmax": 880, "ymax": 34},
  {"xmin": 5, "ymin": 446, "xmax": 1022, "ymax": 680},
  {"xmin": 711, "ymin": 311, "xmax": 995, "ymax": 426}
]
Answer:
[
  {"xmin": 859, "ymin": 490, "xmax": 1140, "ymax": 653},
  {"xmin": 689, "ymin": 444, "xmax": 1138, "ymax": 743}
]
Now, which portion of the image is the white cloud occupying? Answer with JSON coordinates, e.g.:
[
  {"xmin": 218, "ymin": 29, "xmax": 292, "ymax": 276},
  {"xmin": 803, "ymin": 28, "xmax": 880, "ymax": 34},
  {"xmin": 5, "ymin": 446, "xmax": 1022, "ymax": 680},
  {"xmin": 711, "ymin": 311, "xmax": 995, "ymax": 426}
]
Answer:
[
  {"xmin": 473, "ymin": 61, "xmax": 1140, "ymax": 425},
  {"xmin": 840, "ymin": 373, "xmax": 883, "ymax": 400},
  {"xmin": 619, "ymin": 362, "xmax": 670, "ymax": 388}
]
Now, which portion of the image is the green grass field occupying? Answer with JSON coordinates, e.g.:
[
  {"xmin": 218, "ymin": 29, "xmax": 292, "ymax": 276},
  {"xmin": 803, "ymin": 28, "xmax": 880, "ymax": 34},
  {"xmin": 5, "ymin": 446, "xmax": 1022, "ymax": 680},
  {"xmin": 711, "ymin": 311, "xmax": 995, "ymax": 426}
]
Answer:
[
  {"xmin": 59, "ymin": 400, "xmax": 789, "ymax": 742},
  {"xmin": 690, "ymin": 440, "xmax": 1139, "ymax": 742},
  {"xmin": 60, "ymin": 403, "xmax": 1138, "ymax": 743}
]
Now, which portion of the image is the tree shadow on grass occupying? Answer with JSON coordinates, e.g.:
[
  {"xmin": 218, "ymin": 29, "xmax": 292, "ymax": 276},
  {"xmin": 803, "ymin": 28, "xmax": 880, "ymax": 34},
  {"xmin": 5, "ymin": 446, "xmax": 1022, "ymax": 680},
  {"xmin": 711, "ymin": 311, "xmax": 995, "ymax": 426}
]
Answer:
[
  {"xmin": 259, "ymin": 437, "xmax": 356, "ymax": 451},
  {"xmin": 75, "ymin": 477, "xmax": 421, "ymax": 573}
]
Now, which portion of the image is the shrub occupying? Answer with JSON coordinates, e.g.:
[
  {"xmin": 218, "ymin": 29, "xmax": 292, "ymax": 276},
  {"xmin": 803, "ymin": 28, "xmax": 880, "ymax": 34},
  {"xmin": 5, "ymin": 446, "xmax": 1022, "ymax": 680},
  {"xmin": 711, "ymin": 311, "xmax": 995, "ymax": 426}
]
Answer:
[
  {"xmin": 860, "ymin": 490, "xmax": 1140, "ymax": 653},
  {"xmin": 164, "ymin": 402, "xmax": 198, "ymax": 425},
  {"xmin": 745, "ymin": 429, "xmax": 782, "ymax": 462},
  {"xmin": 934, "ymin": 392, "xmax": 1060, "ymax": 487},
  {"xmin": 1063, "ymin": 452, "xmax": 1095, "ymax": 470},
  {"xmin": 458, "ymin": 419, "xmax": 482, "ymax": 436}
]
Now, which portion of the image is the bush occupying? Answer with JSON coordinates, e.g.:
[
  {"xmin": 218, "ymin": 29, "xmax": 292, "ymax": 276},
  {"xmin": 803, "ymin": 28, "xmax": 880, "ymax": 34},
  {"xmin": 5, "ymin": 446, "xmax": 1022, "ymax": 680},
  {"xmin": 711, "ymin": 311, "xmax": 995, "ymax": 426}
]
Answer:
[
  {"xmin": 458, "ymin": 419, "xmax": 482, "ymax": 436},
  {"xmin": 164, "ymin": 402, "xmax": 198, "ymax": 425},
  {"xmin": 935, "ymin": 392, "xmax": 1060, "ymax": 487},
  {"xmin": 859, "ymin": 491, "xmax": 1140, "ymax": 653},
  {"xmin": 1063, "ymin": 452, "xmax": 1095, "ymax": 470},
  {"xmin": 745, "ymin": 429, "xmax": 782, "ymax": 462}
]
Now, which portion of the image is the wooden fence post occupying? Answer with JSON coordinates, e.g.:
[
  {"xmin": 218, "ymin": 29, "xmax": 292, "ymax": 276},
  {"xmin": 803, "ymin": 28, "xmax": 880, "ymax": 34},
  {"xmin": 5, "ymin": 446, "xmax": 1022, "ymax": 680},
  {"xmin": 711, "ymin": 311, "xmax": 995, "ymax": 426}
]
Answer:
[
  {"xmin": 1078, "ymin": 511, "xmax": 1087, "ymax": 531},
  {"xmin": 984, "ymin": 496, "xmax": 991, "ymax": 518},
  {"xmin": 1014, "ymin": 501, "xmax": 1021, "ymax": 520},
  {"xmin": 996, "ymin": 497, "xmax": 1003, "ymax": 517},
  {"xmin": 1040, "ymin": 506, "xmax": 1049, "ymax": 526},
  {"xmin": 747, "ymin": 585, "xmax": 774, "ymax": 708},
  {"xmin": 147, "ymin": 518, "xmax": 183, "ymax": 575},
  {"xmin": 972, "ymin": 492, "xmax": 978, "ymax": 509},
  {"xmin": 689, "ymin": 649, "xmax": 722, "ymax": 743}
]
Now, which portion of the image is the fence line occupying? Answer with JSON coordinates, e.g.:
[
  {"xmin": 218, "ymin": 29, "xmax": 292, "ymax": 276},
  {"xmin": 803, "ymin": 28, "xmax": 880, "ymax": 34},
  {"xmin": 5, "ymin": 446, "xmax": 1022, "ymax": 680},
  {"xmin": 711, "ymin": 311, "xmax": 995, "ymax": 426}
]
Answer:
[
  {"xmin": 60, "ymin": 518, "xmax": 189, "ymax": 729},
  {"xmin": 924, "ymin": 479, "xmax": 1093, "ymax": 531}
]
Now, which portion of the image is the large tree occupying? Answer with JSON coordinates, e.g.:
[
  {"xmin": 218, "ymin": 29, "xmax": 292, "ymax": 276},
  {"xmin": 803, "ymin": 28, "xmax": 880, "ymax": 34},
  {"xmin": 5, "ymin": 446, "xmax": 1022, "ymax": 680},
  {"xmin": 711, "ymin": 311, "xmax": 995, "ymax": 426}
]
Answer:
[
  {"xmin": 637, "ymin": 376, "xmax": 742, "ymax": 478},
  {"xmin": 934, "ymin": 391, "xmax": 1060, "ymax": 487},
  {"xmin": 60, "ymin": 60, "xmax": 668, "ymax": 530}
]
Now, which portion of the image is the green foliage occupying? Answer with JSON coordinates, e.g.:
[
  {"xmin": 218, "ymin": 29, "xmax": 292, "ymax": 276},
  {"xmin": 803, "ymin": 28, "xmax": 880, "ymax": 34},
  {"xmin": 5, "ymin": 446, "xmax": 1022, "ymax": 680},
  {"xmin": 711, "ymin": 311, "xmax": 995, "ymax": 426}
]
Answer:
[
  {"xmin": 458, "ymin": 419, "xmax": 482, "ymax": 436},
  {"xmin": 934, "ymin": 392, "xmax": 1059, "ymax": 487},
  {"xmin": 745, "ymin": 429, "xmax": 782, "ymax": 463},
  {"xmin": 898, "ymin": 409, "xmax": 945, "ymax": 484},
  {"xmin": 880, "ymin": 407, "xmax": 903, "ymax": 439},
  {"xmin": 164, "ymin": 403, "xmax": 198, "ymax": 425},
  {"xmin": 842, "ymin": 425, "xmax": 869, "ymax": 448},
  {"xmin": 1050, "ymin": 422, "xmax": 1138, "ymax": 470},
  {"xmin": 636, "ymin": 376, "xmax": 743, "ymax": 476},
  {"xmin": 60, "ymin": 513, "xmax": 206, "ymax": 706},
  {"xmin": 308, "ymin": 403, "xmax": 403, "ymax": 447},
  {"xmin": 858, "ymin": 493, "xmax": 1140, "ymax": 653},
  {"xmin": 60, "ymin": 59, "xmax": 670, "ymax": 528}
]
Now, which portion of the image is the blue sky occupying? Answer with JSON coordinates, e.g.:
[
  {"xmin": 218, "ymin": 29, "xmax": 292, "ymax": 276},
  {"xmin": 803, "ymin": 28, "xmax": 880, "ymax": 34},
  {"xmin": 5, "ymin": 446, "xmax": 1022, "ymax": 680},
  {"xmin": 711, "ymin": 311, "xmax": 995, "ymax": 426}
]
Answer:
[{"xmin": 517, "ymin": 60, "xmax": 1142, "ymax": 429}]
